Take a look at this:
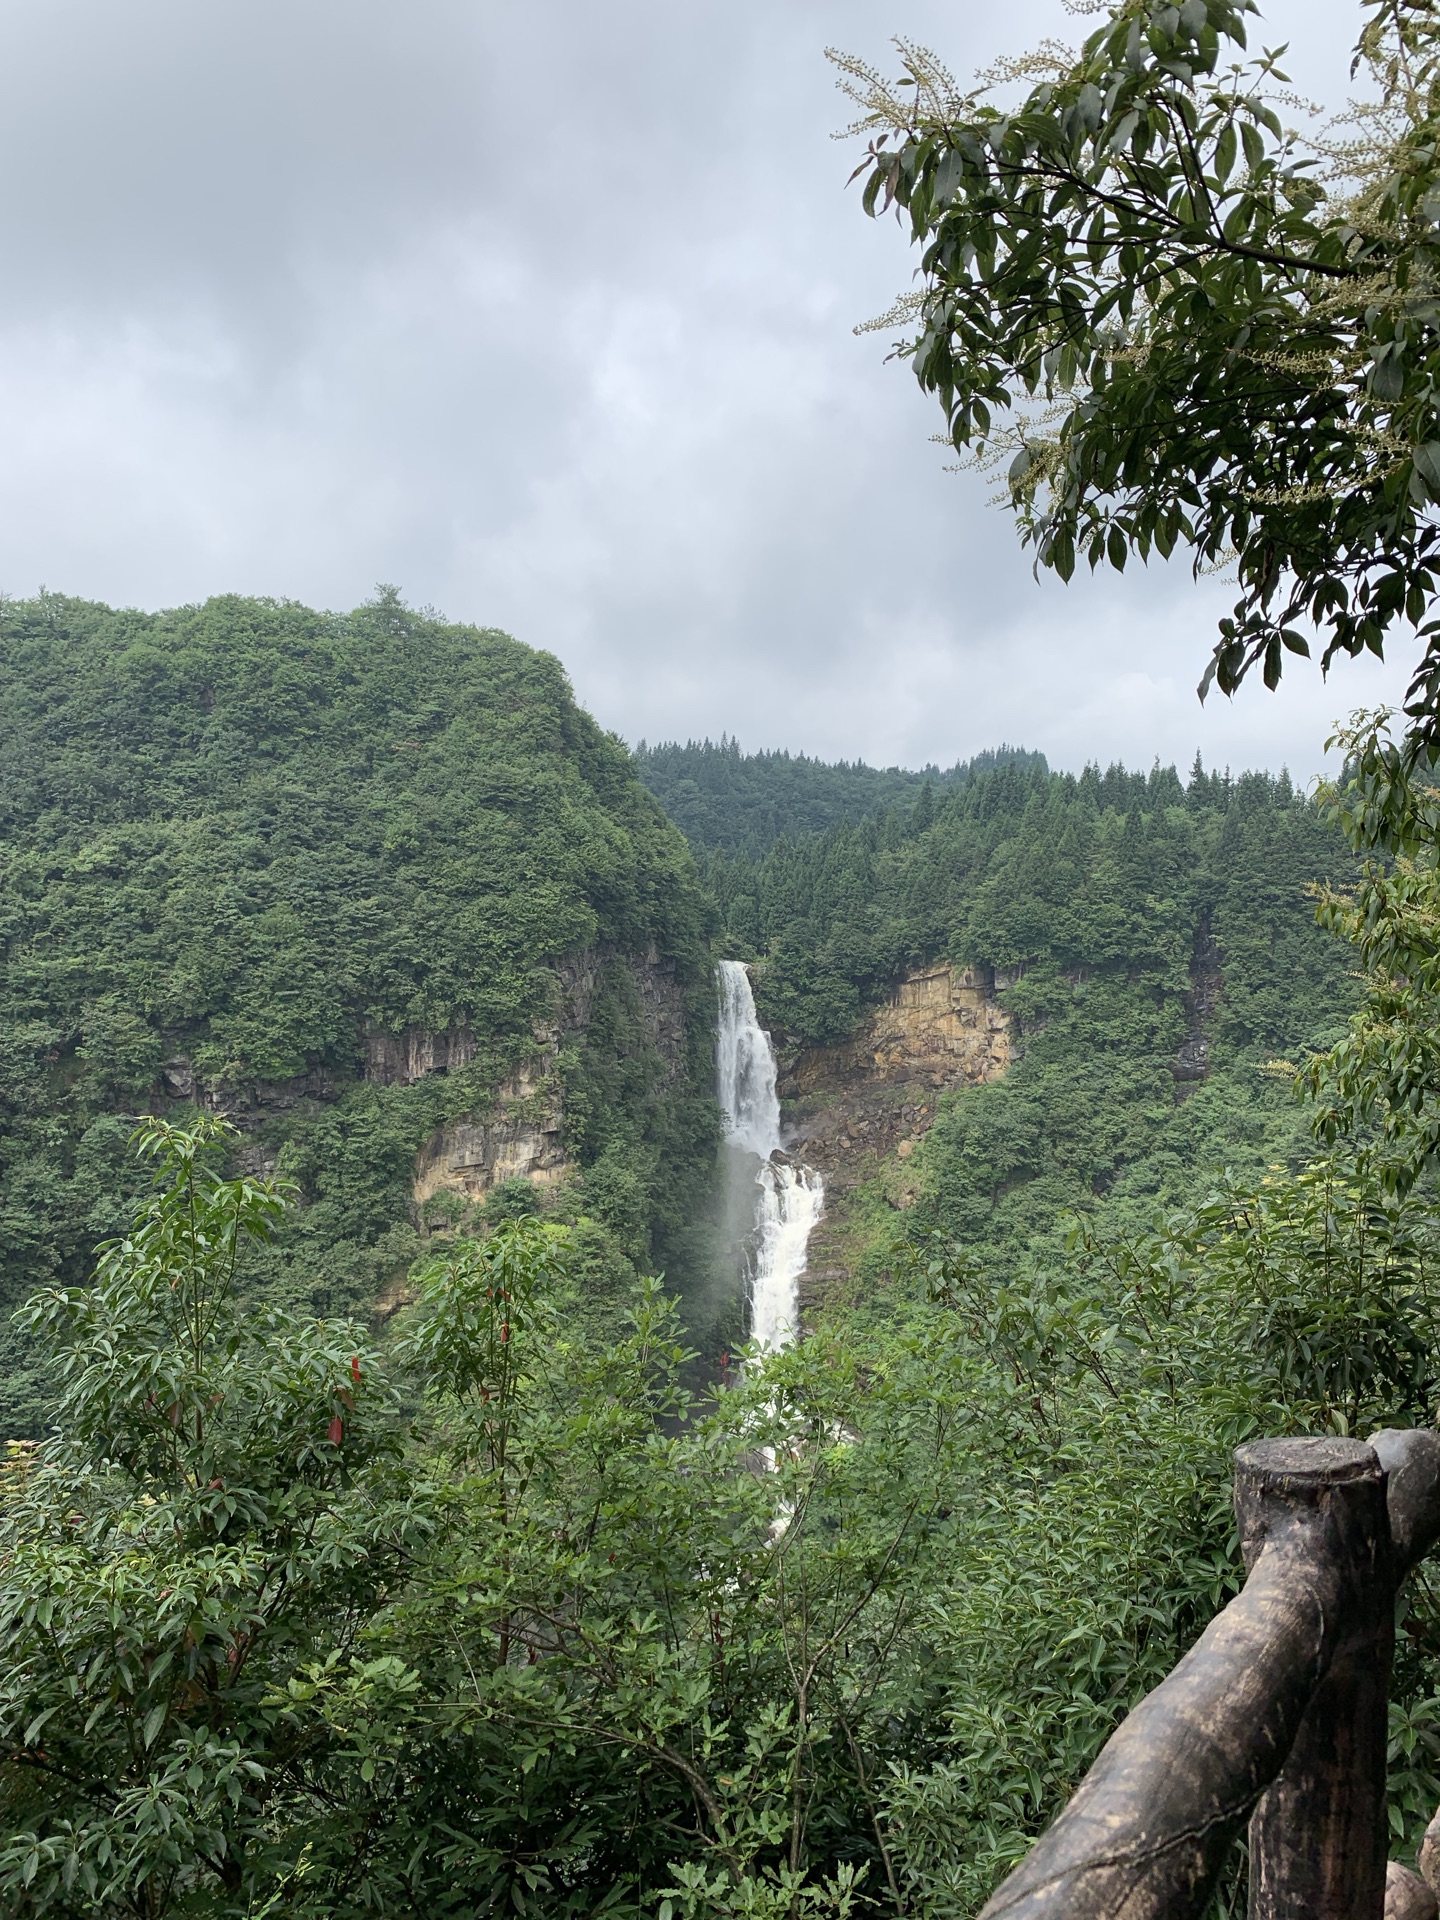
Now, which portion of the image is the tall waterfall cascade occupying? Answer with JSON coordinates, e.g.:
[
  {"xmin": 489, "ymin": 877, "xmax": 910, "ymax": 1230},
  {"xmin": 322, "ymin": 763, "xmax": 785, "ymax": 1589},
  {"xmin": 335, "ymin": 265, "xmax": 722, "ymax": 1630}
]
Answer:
[{"xmin": 716, "ymin": 960, "xmax": 824, "ymax": 1352}]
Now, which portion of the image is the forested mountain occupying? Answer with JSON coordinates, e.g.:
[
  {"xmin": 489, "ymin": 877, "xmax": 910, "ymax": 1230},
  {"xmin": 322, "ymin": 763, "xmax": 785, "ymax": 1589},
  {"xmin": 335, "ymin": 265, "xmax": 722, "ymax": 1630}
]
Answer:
[
  {"xmin": 7, "ymin": 709, "xmax": 1438, "ymax": 1919},
  {"xmin": 6, "ymin": 610, "xmax": 1440, "ymax": 1916},
  {"xmin": 633, "ymin": 734, "xmax": 1046, "ymax": 857},
  {"xmin": 692, "ymin": 754, "xmax": 1355, "ymax": 1292},
  {"xmin": 0, "ymin": 590, "xmax": 718, "ymax": 1433}
]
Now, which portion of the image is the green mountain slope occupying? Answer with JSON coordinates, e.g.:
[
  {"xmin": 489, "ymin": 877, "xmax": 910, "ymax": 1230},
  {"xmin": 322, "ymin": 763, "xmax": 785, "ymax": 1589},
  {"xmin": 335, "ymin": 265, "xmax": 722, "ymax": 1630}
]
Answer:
[
  {"xmin": 0, "ymin": 590, "xmax": 718, "ymax": 1431},
  {"xmin": 633, "ymin": 735, "xmax": 1046, "ymax": 858},
  {"xmin": 695, "ymin": 754, "xmax": 1357, "ymax": 1292}
]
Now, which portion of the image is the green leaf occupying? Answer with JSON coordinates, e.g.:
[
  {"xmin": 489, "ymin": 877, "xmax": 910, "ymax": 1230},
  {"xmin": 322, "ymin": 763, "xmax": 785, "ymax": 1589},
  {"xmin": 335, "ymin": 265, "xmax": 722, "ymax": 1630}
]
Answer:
[
  {"xmin": 1414, "ymin": 443, "xmax": 1440, "ymax": 491},
  {"xmin": 1372, "ymin": 347, "xmax": 1406, "ymax": 402},
  {"xmin": 1215, "ymin": 121, "xmax": 1237, "ymax": 185},
  {"xmin": 23, "ymin": 1706, "xmax": 59, "ymax": 1746}
]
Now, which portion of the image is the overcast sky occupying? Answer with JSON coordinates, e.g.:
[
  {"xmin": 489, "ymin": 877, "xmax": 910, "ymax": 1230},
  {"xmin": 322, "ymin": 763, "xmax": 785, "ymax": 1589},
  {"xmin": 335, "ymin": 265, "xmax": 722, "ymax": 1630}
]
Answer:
[{"xmin": 0, "ymin": 0, "xmax": 1411, "ymax": 777}]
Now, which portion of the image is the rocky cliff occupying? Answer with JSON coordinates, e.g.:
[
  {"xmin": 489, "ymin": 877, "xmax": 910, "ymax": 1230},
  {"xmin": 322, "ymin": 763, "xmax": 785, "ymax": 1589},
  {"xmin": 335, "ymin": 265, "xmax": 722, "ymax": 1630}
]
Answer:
[
  {"xmin": 411, "ymin": 947, "xmax": 689, "ymax": 1207},
  {"xmin": 779, "ymin": 963, "xmax": 1009, "ymax": 1105},
  {"xmin": 158, "ymin": 946, "xmax": 691, "ymax": 1210},
  {"xmin": 776, "ymin": 962, "xmax": 1011, "ymax": 1313}
]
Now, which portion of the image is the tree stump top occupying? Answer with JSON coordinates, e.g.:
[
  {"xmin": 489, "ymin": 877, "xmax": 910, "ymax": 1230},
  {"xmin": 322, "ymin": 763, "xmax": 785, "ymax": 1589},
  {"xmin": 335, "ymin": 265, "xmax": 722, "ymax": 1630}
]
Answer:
[{"xmin": 1237, "ymin": 1437, "xmax": 1380, "ymax": 1486}]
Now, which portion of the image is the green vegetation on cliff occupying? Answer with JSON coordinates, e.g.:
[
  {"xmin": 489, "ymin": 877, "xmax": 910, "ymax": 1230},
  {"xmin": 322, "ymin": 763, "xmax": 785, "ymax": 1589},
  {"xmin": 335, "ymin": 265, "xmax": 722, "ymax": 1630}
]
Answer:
[
  {"xmin": 4, "ymin": 644, "xmax": 1438, "ymax": 1916},
  {"xmin": 695, "ymin": 755, "xmax": 1352, "ymax": 1285},
  {"xmin": 0, "ymin": 590, "xmax": 718, "ymax": 1434}
]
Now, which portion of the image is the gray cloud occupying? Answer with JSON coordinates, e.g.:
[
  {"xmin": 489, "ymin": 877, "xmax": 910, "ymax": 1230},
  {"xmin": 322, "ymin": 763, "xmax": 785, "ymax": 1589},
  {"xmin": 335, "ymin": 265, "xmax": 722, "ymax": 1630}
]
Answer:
[{"xmin": 0, "ymin": 0, "xmax": 1409, "ymax": 776}]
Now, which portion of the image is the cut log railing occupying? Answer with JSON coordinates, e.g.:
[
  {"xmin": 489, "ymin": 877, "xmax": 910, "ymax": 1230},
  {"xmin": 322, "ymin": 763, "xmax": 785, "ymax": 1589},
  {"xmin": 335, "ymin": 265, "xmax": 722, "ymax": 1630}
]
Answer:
[{"xmin": 976, "ymin": 1430, "xmax": 1440, "ymax": 1920}]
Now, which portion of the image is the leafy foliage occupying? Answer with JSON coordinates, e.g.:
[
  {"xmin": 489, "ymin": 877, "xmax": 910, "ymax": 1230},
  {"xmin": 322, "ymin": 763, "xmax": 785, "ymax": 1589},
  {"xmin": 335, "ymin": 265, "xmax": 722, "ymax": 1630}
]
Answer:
[
  {"xmin": 837, "ymin": 0, "xmax": 1440, "ymax": 740},
  {"xmin": 0, "ymin": 1120, "xmax": 418, "ymax": 1915},
  {"xmin": 0, "ymin": 590, "xmax": 718, "ymax": 1433},
  {"xmin": 1304, "ymin": 709, "xmax": 1440, "ymax": 1197},
  {"xmin": 6, "ymin": 1116, "xmax": 1440, "ymax": 1917}
]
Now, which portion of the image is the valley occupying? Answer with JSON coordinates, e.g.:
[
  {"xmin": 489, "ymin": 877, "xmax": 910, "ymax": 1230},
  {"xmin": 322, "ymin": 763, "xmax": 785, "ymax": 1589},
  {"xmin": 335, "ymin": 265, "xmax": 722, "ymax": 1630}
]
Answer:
[
  {"xmin": 6, "ymin": 591, "xmax": 1431, "ymax": 1920},
  {"xmin": 0, "ymin": 594, "xmax": 1362, "ymax": 1411}
]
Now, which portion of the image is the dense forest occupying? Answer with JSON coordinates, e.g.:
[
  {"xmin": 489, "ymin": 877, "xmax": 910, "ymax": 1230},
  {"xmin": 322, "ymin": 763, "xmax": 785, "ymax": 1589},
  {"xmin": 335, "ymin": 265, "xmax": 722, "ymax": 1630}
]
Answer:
[
  {"xmin": 634, "ymin": 737, "xmax": 1046, "ymax": 858},
  {"xmin": 692, "ymin": 755, "xmax": 1352, "ymax": 1286},
  {"xmin": 0, "ymin": 591, "xmax": 718, "ymax": 1435},
  {"xmin": 4, "ymin": 599, "xmax": 1440, "ymax": 1918}
]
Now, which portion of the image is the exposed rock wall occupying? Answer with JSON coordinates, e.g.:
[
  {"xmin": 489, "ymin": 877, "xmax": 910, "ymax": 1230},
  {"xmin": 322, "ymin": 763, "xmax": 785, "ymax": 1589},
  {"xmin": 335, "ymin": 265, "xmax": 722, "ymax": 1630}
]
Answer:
[
  {"xmin": 156, "ymin": 947, "xmax": 689, "ymax": 1203},
  {"xmin": 781, "ymin": 961, "xmax": 1009, "ymax": 1188},
  {"xmin": 159, "ymin": 1060, "xmax": 340, "ymax": 1177},
  {"xmin": 365, "ymin": 1026, "xmax": 477, "ymax": 1086},
  {"xmin": 412, "ymin": 1060, "xmax": 566, "ymax": 1205},
  {"xmin": 1174, "ymin": 915, "xmax": 1222, "ymax": 1098},
  {"xmin": 780, "ymin": 964, "xmax": 1009, "ymax": 1101},
  {"xmin": 552, "ymin": 944, "xmax": 688, "ymax": 1064},
  {"xmin": 776, "ymin": 963, "xmax": 1011, "ymax": 1315},
  {"xmin": 410, "ymin": 948, "xmax": 688, "ymax": 1207}
]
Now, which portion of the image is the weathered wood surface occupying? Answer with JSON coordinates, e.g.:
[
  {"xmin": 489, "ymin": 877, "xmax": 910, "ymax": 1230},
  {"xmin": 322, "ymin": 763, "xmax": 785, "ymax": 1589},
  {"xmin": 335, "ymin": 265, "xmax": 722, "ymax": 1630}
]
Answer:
[
  {"xmin": 974, "ymin": 1431, "xmax": 1440, "ymax": 1920},
  {"xmin": 1373, "ymin": 1429, "xmax": 1440, "ymax": 1575},
  {"xmin": 1243, "ymin": 1439, "xmax": 1390, "ymax": 1920}
]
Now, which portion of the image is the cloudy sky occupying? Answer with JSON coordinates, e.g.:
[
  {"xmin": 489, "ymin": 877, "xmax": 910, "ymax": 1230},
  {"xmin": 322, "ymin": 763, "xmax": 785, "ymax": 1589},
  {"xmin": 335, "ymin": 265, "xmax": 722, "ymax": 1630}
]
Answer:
[{"xmin": 0, "ymin": 0, "xmax": 1411, "ymax": 777}]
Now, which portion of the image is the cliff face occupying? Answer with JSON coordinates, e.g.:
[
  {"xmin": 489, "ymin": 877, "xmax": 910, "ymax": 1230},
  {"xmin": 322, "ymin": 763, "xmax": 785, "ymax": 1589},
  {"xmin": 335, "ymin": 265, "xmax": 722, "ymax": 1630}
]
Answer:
[
  {"xmin": 364, "ymin": 1027, "xmax": 479, "ymax": 1085},
  {"xmin": 411, "ymin": 1057, "xmax": 566, "ymax": 1204},
  {"xmin": 409, "ymin": 947, "xmax": 689, "ymax": 1206},
  {"xmin": 1173, "ymin": 915, "xmax": 1223, "ymax": 1098},
  {"xmin": 153, "ymin": 947, "xmax": 691, "ymax": 1210},
  {"xmin": 780, "ymin": 963, "xmax": 1008, "ymax": 1102},
  {"xmin": 776, "ymin": 962, "xmax": 1011, "ymax": 1313}
]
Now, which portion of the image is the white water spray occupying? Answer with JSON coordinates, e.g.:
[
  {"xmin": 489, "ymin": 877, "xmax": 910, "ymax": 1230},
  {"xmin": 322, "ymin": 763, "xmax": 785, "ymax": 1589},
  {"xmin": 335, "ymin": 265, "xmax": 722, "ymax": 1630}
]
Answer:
[{"xmin": 716, "ymin": 960, "xmax": 824, "ymax": 1352}]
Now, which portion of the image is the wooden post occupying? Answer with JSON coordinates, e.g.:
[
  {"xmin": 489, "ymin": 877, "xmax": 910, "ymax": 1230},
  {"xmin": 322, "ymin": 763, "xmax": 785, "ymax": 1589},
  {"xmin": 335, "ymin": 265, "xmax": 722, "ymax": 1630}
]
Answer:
[
  {"xmin": 1240, "ymin": 1438, "xmax": 1392, "ymax": 1920},
  {"xmin": 972, "ymin": 1432, "xmax": 1440, "ymax": 1920},
  {"xmin": 1386, "ymin": 1862, "xmax": 1440, "ymax": 1920},
  {"xmin": 974, "ymin": 1438, "xmax": 1384, "ymax": 1920}
]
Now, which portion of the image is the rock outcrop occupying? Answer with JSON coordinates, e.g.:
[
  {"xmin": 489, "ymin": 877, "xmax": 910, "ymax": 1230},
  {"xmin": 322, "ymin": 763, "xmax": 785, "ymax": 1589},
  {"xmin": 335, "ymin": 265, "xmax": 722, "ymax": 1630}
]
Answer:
[
  {"xmin": 777, "ymin": 962, "xmax": 1011, "ymax": 1312},
  {"xmin": 410, "ymin": 948, "xmax": 688, "ymax": 1208},
  {"xmin": 365, "ymin": 1027, "xmax": 477, "ymax": 1086},
  {"xmin": 1174, "ymin": 914, "xmax": 1222, "ymax": 1098},
  {"xmin": 156, "ymin": 1061, "xmax": 342, "ymax": 1177},
  {"xmin": 155, "ymin": 947, "xmax": 690, "ymax": 1206},
  {"xmin": 412, "ymin": 1060, "xmax": 567, "ymax": 1205},
  {"xmin": 779, "ymin": 963, "xmax": 1009, "ymax": 1103}
]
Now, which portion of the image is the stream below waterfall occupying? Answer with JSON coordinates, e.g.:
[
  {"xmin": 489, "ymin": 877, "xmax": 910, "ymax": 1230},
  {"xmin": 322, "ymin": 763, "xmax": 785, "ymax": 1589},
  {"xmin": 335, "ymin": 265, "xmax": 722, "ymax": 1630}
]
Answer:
[{"xmin": 715, "ymin": 960, "xmax": 824, "ymax": 1353}]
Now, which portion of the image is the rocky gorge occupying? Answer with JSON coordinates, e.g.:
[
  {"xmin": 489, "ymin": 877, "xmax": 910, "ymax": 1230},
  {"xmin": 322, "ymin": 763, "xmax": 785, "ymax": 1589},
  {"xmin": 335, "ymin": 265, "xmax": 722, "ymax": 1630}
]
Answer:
[{"xmin": 772, "ymin": 961, "xmax": 1012, "ymax": 1318}]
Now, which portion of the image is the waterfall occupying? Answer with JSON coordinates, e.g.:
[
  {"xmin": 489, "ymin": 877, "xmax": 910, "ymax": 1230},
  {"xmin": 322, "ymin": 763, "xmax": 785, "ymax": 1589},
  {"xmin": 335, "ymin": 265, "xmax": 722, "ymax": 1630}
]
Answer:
[{"xmin": 716, "ymin": 960, "xmax": 824, "ymax": 1352}]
